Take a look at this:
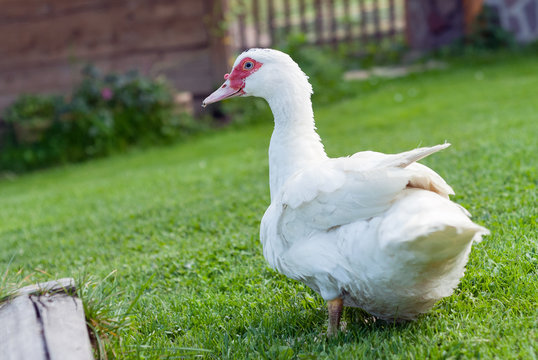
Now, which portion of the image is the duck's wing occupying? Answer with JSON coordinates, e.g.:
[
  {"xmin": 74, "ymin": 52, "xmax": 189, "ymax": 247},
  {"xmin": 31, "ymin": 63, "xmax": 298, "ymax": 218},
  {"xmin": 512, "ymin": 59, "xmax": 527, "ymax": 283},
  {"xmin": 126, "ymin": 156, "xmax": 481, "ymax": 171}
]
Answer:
[{"xmin": 279, "ymin": 144, "xmax": 455, "ymax": 231}]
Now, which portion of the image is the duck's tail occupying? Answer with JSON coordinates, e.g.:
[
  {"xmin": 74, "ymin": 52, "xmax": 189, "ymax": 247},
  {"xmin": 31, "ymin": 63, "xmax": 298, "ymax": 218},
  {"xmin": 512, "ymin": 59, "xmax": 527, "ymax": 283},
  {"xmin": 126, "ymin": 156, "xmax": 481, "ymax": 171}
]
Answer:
[
  {"xmin": 373, "ymin": 189, "xmax": 488, "ymax": 312},
  {"xmin": 380, "ymin": 189, "xmax": 489, "ymax": 265},
  {"xmin": 380, "ymin": 143, "xmax": 451, "ymax": 169}
]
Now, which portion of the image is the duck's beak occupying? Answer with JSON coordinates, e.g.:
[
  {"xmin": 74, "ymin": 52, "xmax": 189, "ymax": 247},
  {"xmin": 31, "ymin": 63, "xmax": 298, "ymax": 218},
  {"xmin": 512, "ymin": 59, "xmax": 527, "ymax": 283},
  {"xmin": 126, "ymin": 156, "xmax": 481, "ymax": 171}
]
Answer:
[{"xmin": 202, "ymin": 81, "xmax": 244, "ymax": 107}]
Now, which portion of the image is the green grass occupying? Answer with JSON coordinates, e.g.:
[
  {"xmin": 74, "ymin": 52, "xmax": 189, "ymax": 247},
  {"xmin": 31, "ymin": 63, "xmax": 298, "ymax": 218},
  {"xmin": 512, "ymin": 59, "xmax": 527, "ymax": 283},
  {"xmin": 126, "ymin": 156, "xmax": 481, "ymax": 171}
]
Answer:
[{"xmin": 1, "ymin": 51, "xmax": 537, "ymax": 359}]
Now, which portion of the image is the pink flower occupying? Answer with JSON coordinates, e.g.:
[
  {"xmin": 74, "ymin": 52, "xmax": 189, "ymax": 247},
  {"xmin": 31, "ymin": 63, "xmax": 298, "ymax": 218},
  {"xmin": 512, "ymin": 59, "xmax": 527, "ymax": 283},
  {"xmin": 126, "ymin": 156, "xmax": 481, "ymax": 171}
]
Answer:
[{"xmin": 101, "ymin": 87, "xmax": 113, "ymax": 100}]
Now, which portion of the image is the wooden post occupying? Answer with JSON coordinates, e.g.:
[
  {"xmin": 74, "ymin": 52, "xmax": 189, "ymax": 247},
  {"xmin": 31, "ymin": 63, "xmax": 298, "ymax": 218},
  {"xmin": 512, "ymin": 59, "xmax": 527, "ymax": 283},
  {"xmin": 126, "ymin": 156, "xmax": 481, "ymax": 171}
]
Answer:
[
  {"xmin": 284, "ymin": 0, "xmax": 292, "ymax": 33},
  {"xmin": 328, "ymin": 0, "xmax": 337, "ymax": 46},
  {"xmin": 199, "ymin": 0, "xmax": 232, "ymax": 113},
  {"xmin": 314, "ymin": 0, "xmax": 324, "ymax": 44},
  {"xmin": 373, "ymin": 0, "xmax": 381, "ymax": 41},
  {"xmin": 267, "ymin": 0, "xmax": 276, "ymax": 45},
  {"xmin": 238, "ymin": 3, "xmax": 247, "ymax": 50},
  {"xmin": 252, "ymin": 0, "xmax": 261, "ymax": 45},
  {"xmin": 359, "ymin": 0, "xmax": 368, "ymax": 44},
  {"xmin": 389, "ymin": 0, "xmax": 396, "ymax": 39},
  {"xmin": 299, "ymin": 0, "xmax": 307, "ymax": 34},
  {"xmin": 463, "ymin": 0, "xmax": 484, "ymax": 34},
  {"xmin": 343, "ymin": 0, "xmax": 352, "ymax": 43}
]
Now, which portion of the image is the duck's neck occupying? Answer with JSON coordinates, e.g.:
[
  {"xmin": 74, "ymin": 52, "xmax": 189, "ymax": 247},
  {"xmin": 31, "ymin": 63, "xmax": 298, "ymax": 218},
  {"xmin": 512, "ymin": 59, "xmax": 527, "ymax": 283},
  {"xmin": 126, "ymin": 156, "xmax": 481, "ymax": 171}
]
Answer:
[{"xmin": 266, "ymin": 90, "xmax": 328, "ymax": 201}]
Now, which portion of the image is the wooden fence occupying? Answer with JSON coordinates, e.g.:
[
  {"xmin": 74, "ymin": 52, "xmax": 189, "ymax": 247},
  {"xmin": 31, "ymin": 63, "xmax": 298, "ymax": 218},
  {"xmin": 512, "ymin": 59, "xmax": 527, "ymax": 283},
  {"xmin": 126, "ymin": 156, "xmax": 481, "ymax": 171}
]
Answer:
[
  {"xmin": 228, "ymin": 0, "xmax": 406, "ymax": 50},
  {"xmin": 0, "ymin": 0, "xmax": 230, "ymax": 112},
  {"xmin": 0, "ymin": 0, "xmax": 486, "ymax": 117}
]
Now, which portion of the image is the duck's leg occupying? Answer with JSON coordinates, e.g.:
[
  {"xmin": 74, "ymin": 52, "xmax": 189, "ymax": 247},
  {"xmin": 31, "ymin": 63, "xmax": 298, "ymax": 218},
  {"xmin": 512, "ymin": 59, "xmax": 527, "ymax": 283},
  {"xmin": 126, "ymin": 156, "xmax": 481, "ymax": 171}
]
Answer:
[{"xmin": 327, "ymin": 298, "xmax": 343, "ymax": 337}]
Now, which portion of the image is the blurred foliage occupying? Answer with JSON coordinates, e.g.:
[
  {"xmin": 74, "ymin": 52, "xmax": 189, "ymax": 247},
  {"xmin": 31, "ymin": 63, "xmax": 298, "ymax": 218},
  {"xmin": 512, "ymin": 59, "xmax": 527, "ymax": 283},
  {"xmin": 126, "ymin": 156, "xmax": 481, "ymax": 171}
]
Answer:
[
  {"xmin": 465, "ymin": 5, "xmax": 514, "ymax": 50},
  {"xmin": 220, "ymin": 2, "xmax": 522, "ymax": 127},
  {"xmin": 434, "ymin": 5, "xmax": 516, "ymax": 58},
  {"xmin": 278, "ymin": 33, "xmax": 352, "ymax": 104},
  {"xmin": 1, "ymin": 4, "xmax": 524, "ymax": 172},
  {"xmin": 222, "ymin": 33, "xmax": 364, "ymax": 126},
  {"xmin": 344, "ymin": 37, "xmax": 407, "ymax": 69},
  {"xmin": 0, "ymin": 66, "xmax": 202, "ymax": 173}
]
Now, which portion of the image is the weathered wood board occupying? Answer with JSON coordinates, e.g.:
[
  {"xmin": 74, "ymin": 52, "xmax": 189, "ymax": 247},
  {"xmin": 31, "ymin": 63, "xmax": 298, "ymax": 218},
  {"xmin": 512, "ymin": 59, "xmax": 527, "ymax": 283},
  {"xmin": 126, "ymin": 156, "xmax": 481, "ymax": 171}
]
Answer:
[
  {"xmin": 13, "ymin": 277, "xmax": 76, "ymax": 297},
  {"xmin": 0, "ymin": 1, "xmax": 207, "ymax": 69},
  {"xmin": 0, "ymin": 296, "xmax": 46, "ymax": 359},
  {"xmin": 0, "ymin": 278, "xmax": 94, "ymax": 360}
]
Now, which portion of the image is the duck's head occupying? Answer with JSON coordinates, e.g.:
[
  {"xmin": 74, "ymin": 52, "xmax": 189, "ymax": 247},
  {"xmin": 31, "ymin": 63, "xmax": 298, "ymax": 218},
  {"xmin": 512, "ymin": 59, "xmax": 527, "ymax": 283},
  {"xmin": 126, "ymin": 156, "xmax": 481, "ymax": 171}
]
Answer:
[{"xmin": 202, "ymin": 48, "xmax": 312, "ymax": 107}]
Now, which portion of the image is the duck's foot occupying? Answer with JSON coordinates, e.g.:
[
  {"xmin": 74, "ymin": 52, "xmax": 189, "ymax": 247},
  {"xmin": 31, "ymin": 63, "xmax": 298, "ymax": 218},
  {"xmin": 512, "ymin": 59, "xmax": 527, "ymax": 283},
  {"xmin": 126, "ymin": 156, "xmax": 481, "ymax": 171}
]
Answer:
[{"xmin": 327, "ymin": 298, "xmax": 343, "ymax": 337}]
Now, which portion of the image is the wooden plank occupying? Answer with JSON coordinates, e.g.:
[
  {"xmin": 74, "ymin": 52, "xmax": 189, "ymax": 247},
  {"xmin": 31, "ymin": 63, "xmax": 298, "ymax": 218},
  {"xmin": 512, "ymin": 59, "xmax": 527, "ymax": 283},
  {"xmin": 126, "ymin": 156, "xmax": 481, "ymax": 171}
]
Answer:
[
  {"xmin": 0, "ymin": 296, "xmax": 47, "ymax": 359},
  {"xmin": 0, "ymin": 47, "xmax": 214, "ymax": 99},
  {"xmin": 0, "ymin": 278, "xmax": 76, "ymax": 304},
  {"xmin": 33, "ymin": 294, "xmax": 94, "ymax": 360},
  {"xmin": 155, "ymin": 48, "xmax": 215, "ymax": 94},
  {"xmin": 0, "ymin": 0, "xmax": 207, "ymax": 70},
  {"xmin": 0, "ymin": 279, "xmax": 94, "ymax": 360},
  {"xmin": 0, "ymin": 94, "xmax": 17, "ymax": 111},
  {"xmin": 0, "ymin": 0, "xmax": 203, "ymax": 22},
  {"xmin": 0, "ymin": 0, "xmax": 102, "ymax": 20},
  {"xmin": 0, "ymin": 63, "xmax": 81, "ymax": 95},
  {"xmin": 15, "ymin": 278, "xmax": 75, "ymax": 297}
]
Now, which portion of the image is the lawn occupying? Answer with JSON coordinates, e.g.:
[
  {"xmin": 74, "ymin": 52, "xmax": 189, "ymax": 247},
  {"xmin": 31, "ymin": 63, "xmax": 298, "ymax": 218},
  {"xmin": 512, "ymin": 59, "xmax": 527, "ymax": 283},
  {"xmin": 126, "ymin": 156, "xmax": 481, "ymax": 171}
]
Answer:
[{"xmin": 1, "ymin": 51, "xmax": 537, "ymax": 359}]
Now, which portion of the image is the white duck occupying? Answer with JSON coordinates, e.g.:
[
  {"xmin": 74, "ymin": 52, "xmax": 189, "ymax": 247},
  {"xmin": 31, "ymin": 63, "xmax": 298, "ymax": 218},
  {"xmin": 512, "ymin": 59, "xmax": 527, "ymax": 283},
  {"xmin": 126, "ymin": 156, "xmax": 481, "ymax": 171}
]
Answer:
[{"xmin": 203, "ymin": 48, "xmax": 489, "ymax": 335}]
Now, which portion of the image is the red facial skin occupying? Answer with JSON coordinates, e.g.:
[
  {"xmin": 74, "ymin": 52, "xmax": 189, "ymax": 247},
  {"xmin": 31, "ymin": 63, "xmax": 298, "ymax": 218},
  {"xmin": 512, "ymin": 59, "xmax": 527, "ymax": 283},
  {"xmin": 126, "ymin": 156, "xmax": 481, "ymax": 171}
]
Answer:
[
  {"xmin": 202, "ymin": 57, "xmax": 263, "ymax": 107},
  {"xmin": 224, "ymin": 57, "xmax": 263, "ymax": 93}
]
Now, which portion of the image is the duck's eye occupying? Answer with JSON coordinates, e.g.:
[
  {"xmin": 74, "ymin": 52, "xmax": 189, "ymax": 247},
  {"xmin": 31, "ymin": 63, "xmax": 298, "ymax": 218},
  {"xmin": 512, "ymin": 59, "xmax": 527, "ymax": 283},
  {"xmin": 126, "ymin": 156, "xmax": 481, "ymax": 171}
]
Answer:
[{"xmin": 243, "ymin": 61, "xmax": 254, "ymax": 70}]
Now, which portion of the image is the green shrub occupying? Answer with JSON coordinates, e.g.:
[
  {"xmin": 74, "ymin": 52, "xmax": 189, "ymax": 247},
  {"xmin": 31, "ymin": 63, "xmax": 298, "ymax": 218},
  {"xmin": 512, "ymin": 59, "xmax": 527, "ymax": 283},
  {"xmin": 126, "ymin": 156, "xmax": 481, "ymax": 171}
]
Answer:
[
  {"xmin": 3, "ymin": 94, "xmax": 61, "ymax": 146},
  {"xmin": 1, "ymin": 95, "xmax": 64, "ymax": 170},
  {"xmin": 434, "ymin": 5, "xmax": 515, "ymax": 58},
  {"xmin": 465, "ymin": 5, "xmax": 514, "ymax": 50},
  {"xmin": 0, "ymin": 66, "xmax": 197, "ymax": 172},
  {"xmin": 278, "ymin": 33, "xmax": 352, "ymax": 104}
]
